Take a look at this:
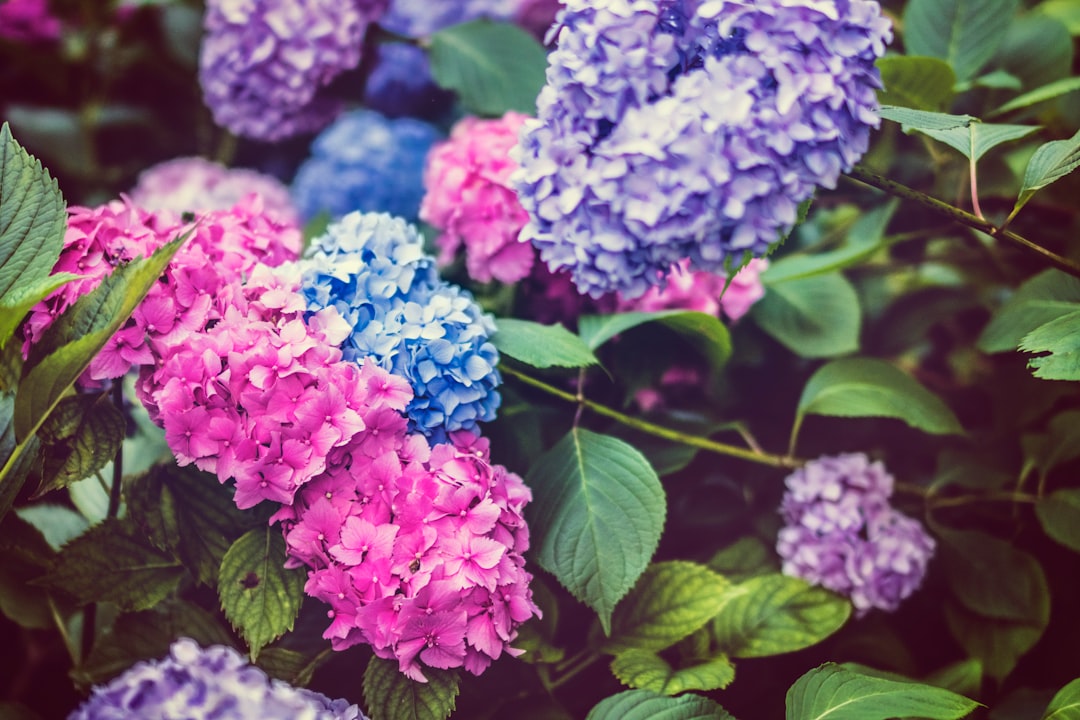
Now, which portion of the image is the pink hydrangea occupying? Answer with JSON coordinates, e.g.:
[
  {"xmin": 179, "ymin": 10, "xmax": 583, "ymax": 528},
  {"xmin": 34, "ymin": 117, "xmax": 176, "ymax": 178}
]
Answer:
[
  {"xmin": 0, "ymin": 0, "xmax": 61, "ymax": 42},
  {"xmin": 277, "ymin": 431, "xmax": 539, "ymax": 681},
  {"xmin": 420, "ymin": 112, "xmax": 535, "ymax": 285},
  {"xmin": 616, "ymin": 258, "xmax": 769, "ymax": 322},
  {"xmin": 130, "ymin": 157, "xmax": 300, "ymax": 226}
]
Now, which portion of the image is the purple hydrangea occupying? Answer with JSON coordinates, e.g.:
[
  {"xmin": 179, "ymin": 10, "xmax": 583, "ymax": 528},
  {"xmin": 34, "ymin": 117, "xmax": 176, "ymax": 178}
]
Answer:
[
  {"xmin": 198, "ymin": 0, "xmax": 386, "ymax": 141},
  {"xmin": 69, "ymin": 639, "xmax": 367, "ymax": 720},
  {"xmin": 291, "ymin": 109, "xmax": 442, "ymax": 222},
  {"xmin": 512, "ymin": 0, "xmax": 892, "ymax": 298},
  {"xmin": 301, "ymin": 212, "xmax": 501, "ymax": 441},
  {"xmin": 362, "ymin": 43, "xmax": 455, "ymax": 119},
  {"xmin": 776, "ymin": 453, "xmax": 935, "ymax": 614},
  {"xmin": 379, "ymin": 0, "xmax": 518, "ymax": 37}
]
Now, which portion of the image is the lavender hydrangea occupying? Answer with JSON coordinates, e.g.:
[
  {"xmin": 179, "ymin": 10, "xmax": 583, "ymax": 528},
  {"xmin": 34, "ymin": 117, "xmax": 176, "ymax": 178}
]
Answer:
[
  {"xmin": 291, "ymin": 109, "xmax": 442, "ymax": 222},
  {"xmin": 198, "ymin": 0, "xmax": 386, "ymax": 141},
  {"xmin": 69, "ymin": 639, "xmax": 366, "ymax": 720},
  {"xmin": 362, "ymin": 43, "xmax": 455, "ymax": 119},
  {"xmin": 512, "ymin": 0, "xmax": 892, "ymax": 298},
  {"xmin": 776, "ymin": 453, "xmax": 935, "ymax": 614},
  {"xmin": 301, "ymin": 212, "xmax": 501, "ymax": 441},
  {"xmin": 379, "ymin": 0, "xmax": 518, "ymax": 37}
]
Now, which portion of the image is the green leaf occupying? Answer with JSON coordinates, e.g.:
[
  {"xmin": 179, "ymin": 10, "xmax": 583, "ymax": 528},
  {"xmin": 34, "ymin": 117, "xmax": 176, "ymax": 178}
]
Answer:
[
  {"xmin": 924, "ymin": 659, "xmax": 984, "ymax": 699},
  {"xmin": 1012, "ymin": 129, "xmax": 1080, "ymax": 217},
  {"xmin": 0, "ymin": 512, "xmax": 57, "ymax": 629},
  {"xmin": 256, "ymin": 647, "xmax": 331, "ymax": 687},
  {"xmin": 428, "ymin": 20, "xmax": 547, "ymax": 116},
  {"xmin": 751, "ymin": 273, "xmax": 861, "ymax": 358},
  {"xmin": 712, "ymin": 574, "xmax": 851, "ymax": 659},
  {"xmin": 1019, "ymin": 309, "xmax": 1080, "ymax": 379},
  {"xmin": 763, "ymin": 201, "xmax": 898, "ymax": 284},
  {"xmin": 603, "ymin": 561, "xmax": 735, "ymax": 654},
  {"xmin": 796, "ymin": 358, "xmax": 963, "ymax": 436},
  {"xmin": 902, "ymin": 0, "xmax": 1020, "ymax": 82},
  {"xmin": 492, "ymin": 318, "xmax": 599, "ymax": 369},
  {"xmin": 1043, "ymin": 678, "xmax": 1080, "ymax": 719},
  {"xmin": 706, "ymin": 537, "xmax": 778, "ymax": 583},
  {"xmin": 36, "ymin": 517, "xmax": 184, "ymax": 611},
  {"xmin": 14, "ymin": 238, "xmax": 184, "ymax": 442},
  {"xmin": 525, "ymin": 429, "xmax": 666, "ymax": 634},
  {"xmin": 14, "ymin": 503, "xmax": 87, "ymax": 551},
  {"xmin": 586, "ymin": 689, "xmax": 735, "ymax": 720},
  {"xmin": 611, "ymin": 649, "xmax": 736, "ymax": 696},
  {"xmin": 0, "ymin": 273, "xmax": 77, "ymax": 350},
  {"xmin": 786, "ymin": 663, "xmax": 980, "ymax": 720},
  {"xmin": 877, "ymin": 56, "xmax": 957, "ymax": 111},
  {"xmin": 363, "ymin": 656, "xmax": 460, "ymax": 720},
  {"xmin": 878, "ymin": 106, "xmax": 976, "ymax": 132},
  {"xmin": 993, "ymin": 77, "xmax": 1080, "ymax": 117},
  {"xmin": 944, "ymin": 603, "xmax": 1043, "ymax": 682},
  {"xmin": 1036, "ymin": 490, "xmax": 1080, "ymax": 553},
  {"xmin": 0, "ymin": 122, "xmax": 67, "ymax": 312},
  {"xmin": 579, "ymin": 311, "xmax": 732, "ymax": 373},
  {"xmin": 940, "ymin": 529, "xmax": 1050, "ymax": 625},
  {"xmin": 918, "ymin": 122, "xmax": 1039, "ymax": 162},
  {"xmin": 218, "ymin": 526, "xmax": 306, "ymax": 659},
  {"xmin": 35, "ymin": 392, "xmax": 125, "ymax": 497},
  {"xmin": 993, "ymin": 15, "xmax": 1073, "ymax": 94},
  {"xmin": 1037, "ymin": 0, "xmax": 1080, "ymax": 35},
  {"xmin": 979, "ymin": 270, "xmax": 1080, "ymax": 352}
]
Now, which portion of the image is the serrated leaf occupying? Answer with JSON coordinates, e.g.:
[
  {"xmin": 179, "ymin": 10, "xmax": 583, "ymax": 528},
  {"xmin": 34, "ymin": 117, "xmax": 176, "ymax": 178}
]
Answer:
[
  {"xmin": 786, "ymin": 663, "xmax": 979, "ymax": 720},
  {"xmin": 525, "ymin": 429, "xmax": 666, "ymax": 634},
  {"xmin": 14, "ymin": 238, "xmax": 183, "ymax": 442},
  {"xmin": 712, "ymin": 574, "xmax": 851, "ymax": 659},
  {"xmin": 35, "ymin": 392, "xmax": 124, "ymax": 497},
  {"xmin": 918, "ymin": 122, "xmax": 1039, "ymax": 162},
  {"xmin": 878, "ymin": 106, "xmax": 976, "ymax": 132},
  {"xmin": 877, "ymin": 56, "xmax": 957, "ymax": 111},
  {"xmin": 579, "ymin": 311, "xmax": 732, "ymax": 372},
  {"xmin": 1036, "ymin": 490, "xmax": 1080, "ymax": 553},
  {"xmin": 35, "ymin": 517, "xmax": 183, "ymax": 611},
  {"xmin": 611, "ymin": 649, "xmax": 736, "ymax": 696},
  {"xmin": 492, "ymin": 318, "xmax": 599, "ymax": 369},
  {"xmin": 1012, "ymin": 129, "xmax": 1080, "ymax": 217},
  {"xmin": 218, "ymin": 526, "xmax": 305, "ymax": 659},
  {"xmin": 902, "ymin": 0, "xmax": 1020, "ymax": 82},
  {"xmin": 1043, "ymin": 678, "xmax": 1080, "ymax": 719},
  {"xmin": 1019, "ymin": 310, "xmax": 1080, "ymax": 379},
  {"xmin": 586, "ymin": 689, "xmax": 735, "ymax": 720},
  {"xmin": 0, "ymin": 121, "xmax": 67, "ymax": 308},
  {"xmin": 0, "ymin": 273, "xmax": 77, "ymax": 350},
  {"xmin": 256, "ymin": 647, "xmax": 330, "ymax": 687},
  {"xmin": 363, "ymin": 656, "xmax": 459, "ymax": 720},
  {"xmin": 796, "ymin": 358, "xmax": 963, "ymax": 436},
  {"xmin": 603, "ymin": 561, "xmax": 735, "ymax": 654},
  {"xmin": 751, "ymin": 273, "xmax": 861, "ymax": 358},
  {"xmin": 428, "ymin": 20, "xmax": 547, "ymax": 116},
  {"xmin": 979, "ymin": 270, "xmax": 1080, "ymax": 352}
]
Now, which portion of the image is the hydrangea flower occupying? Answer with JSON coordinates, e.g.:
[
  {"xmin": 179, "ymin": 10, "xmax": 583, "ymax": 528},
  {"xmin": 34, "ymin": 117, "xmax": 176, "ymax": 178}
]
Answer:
[
  {"xmin": 616, "ymin": 258, "xmax": 768, "ymax": 321},
  {"xmin": 301, "ymin": 212, "xmax": 502, "ymax": 441},
  {"xmin": 362, "ymin": 43, "xmax": 454, "ymax": 120},
  {"xmin": 776, "ymin": 453, "xmax": 935, "ymax": 614},
  {"xmin": 513, "ymin": 0, "xmax": 561, "ymax": 37},
  {"xmin": 198, "ymin": 0, "xmax": 386, "ymax": 141},
  {"xmin": 421, "ymin": 113, "xmax": 535, "ymax": 284},
  {"xmin": 0, "ymin": 0, "xmax": 61, "ymax": 41},
  {"xmin": 512, "ymin": 0, "xmax": 892, "ymax": 298},
  {"xmin": 130, "ymin": 157, "xmax": 299, "ymax": 226},
  {"xmin": 378, "ymin": 0, "xmax": 517, "ymax": 37},
  {"xmin": 291, "ymin": 109, "xmax": 442, "ymax": 222},
  {"xmin": 277, "ymin": 431, "xmax": 539, "ymax": 681},
  {"xmin": 69, "ymin": 638, "xmax": 366, "ymax": 720}
]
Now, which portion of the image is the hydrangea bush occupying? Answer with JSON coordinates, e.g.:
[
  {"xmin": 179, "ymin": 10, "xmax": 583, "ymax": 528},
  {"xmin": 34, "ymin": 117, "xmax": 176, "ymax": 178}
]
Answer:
[{"xmin": 3, "ymin": 0, "xmax": 1080, "ymax": 718}]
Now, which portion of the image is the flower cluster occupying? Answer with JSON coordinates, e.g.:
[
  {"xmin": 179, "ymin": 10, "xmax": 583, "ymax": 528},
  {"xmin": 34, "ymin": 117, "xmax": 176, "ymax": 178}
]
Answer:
[
  {"xmin": 198, "ymin": 0, "xmax": 385, "ymax": 141},
  {"xmin": 130, "ymin": 157, "xmax": 299, "ymax": 226},
  {"xmin": 0, "ymin": 0, "xmax": 60, "ymax": 41},
  {"xmin": 291, "ymin": 110, "xmax": 442, "ymax": 223},
  {"xmin": 362, "ymin": 43, "xmax": 454, "ymax": 120},
  {"xmin": 776, "ymin": 453, "xmax": 935, "ymax": 614},
  {"xmin": 69, "ymin": 638, "xmax": 366, "ymax": 720},
  {"xmin": 301, "ymin": 212, "xmax": 502, "ymax": 442},
  {"xmin": 616, "ymin": 258, "xmax": 768, "ymax": 322},
  {"xmin": 278, "ymin": 432, "xmax": 539, "ymax": 681},
  {"xmin": 422, "ymin": 113, "xmax": 535, "ymax": 284},
  {"xmin": 378, "ymin": 0, "xmax": 517, "ymax": 37},
  {"xmin": 513, "ymin": 0, "xmax": 891, "ymax": 298}
]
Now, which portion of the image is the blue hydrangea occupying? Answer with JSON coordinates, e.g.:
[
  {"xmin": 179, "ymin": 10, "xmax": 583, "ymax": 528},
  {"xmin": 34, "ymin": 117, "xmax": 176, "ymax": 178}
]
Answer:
[
  {"xmin": 776, "ymin": 453, "xmax": 935, "ymax": 614},
  {"xmin": 301, "ymin": 212, "xmax": 501, "ymax": 441},
  {"xmin": 69, "ymin": 639, "xmax": 366, "ymax": 720},
  {"xmin": 379, "ymin": 0, "xmax": 518, "ymax": 37},
  {"xmin": 291, "ymin": 109, "xmax": 442, "ymax": 222},
  {"xmin": 362, "ymin": 43, "xmax": 455, "ymax": 119},
  {"xmin": 512, "ymin": 0, "xmax": 892, "ymax": 298}
]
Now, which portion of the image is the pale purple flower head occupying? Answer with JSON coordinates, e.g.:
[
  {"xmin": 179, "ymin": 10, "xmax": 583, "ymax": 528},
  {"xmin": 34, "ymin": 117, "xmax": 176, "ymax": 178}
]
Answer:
[
  {"xmin": 69, "ymin": 638, "xmax": 366, "ymax": 719},
  {"xmin": 513, "ymin": 0, "xmax": 892, "ymax": 298},
  {"xmin": 198, "ymin": 0, "xmax": 387, "ymax": 141},
  {"xmin": 379, "ymin": 0, "xmax": 517, "ymax": 37},
  {"xmin": 776, "ymin": 453, "xmax": 935, "ymax": 614}
]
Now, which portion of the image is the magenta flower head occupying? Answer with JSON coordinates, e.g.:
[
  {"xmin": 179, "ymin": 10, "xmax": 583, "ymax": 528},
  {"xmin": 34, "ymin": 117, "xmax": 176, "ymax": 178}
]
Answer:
[
  {"xmin": 69, "ymin": 638, "xmax": 367, "ymax": 719},
  {"xmin": 130, "ymin": 157, "xmax": 300, "ymax": 226},
  {"xmin": 776, "ymin": 453, "xmax": 935, "ymax": 614},
  {"xmin": 0, "ymin": 0, "xmax": 61, "ymax": 41},
  {"xmin": 278, "ymin": 431, "xmax": 540, "ymax": 681},
  {"xmin": 198, "ymin": 0, "xmax": 387, "ymax": 141},
  {"xmin": 421, "ymin": 112, "xmax": 535, "ymax": 285},
  {"xmin": 512, "ymin": 0, "xmax": 892, "ymax": 298},
  {"xmin": 616, "ymin": 258, "xmax": 768, "ymax": 321}
]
